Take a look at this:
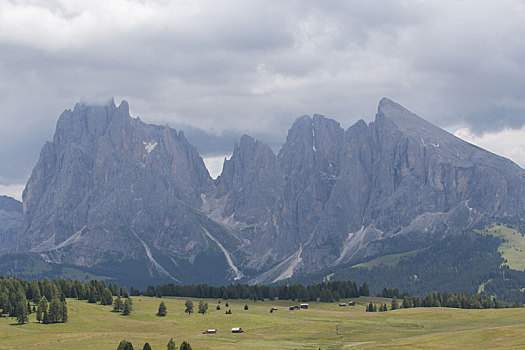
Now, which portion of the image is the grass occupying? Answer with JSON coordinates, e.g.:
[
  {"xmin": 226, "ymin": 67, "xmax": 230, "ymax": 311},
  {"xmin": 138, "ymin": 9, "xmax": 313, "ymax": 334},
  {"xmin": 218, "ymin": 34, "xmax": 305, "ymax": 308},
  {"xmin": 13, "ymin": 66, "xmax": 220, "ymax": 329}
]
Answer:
[
  {"xmin": 477, "ymin": 224, "xmax": 525, "ymax": 271},
  {"xmin": 1, "ymin": 296, "xmax": 524, "ymax": 349},
  {"xmin": 352, "ymin": 249, "xmax": 424, "ymax": 270}
]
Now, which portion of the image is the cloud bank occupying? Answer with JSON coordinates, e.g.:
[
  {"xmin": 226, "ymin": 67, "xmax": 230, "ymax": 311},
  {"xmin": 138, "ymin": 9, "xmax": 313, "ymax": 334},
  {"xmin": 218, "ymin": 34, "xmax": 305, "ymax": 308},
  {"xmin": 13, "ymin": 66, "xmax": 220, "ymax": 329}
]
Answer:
[{"xmin": 1, "ymin": 0, "xmax": 525, "ymax": 198}]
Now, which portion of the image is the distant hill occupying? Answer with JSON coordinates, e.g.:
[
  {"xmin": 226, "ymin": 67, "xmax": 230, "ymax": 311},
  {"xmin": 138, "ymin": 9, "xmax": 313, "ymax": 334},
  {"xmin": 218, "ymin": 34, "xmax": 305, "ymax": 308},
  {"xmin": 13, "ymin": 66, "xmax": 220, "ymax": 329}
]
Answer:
[{"xmin": 0, "ymin": 195, "xmax": 22, "ymax": 253}]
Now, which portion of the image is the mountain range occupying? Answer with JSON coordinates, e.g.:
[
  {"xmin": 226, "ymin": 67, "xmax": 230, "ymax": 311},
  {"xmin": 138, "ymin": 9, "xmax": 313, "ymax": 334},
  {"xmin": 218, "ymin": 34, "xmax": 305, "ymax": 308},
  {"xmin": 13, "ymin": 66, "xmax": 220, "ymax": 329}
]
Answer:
[{"xmin": 1, "ymin": 98, "xmax": 525, "ymax": 294}]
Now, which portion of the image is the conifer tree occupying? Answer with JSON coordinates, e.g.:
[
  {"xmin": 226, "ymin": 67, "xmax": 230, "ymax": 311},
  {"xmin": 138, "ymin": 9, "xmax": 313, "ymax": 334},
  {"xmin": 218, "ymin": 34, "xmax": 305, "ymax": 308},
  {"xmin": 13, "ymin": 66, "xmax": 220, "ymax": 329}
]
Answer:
[
  {"xmin": 179, "ymin": 341, "xmax": 192, "ymax": 350},
  {"xmin": 184, "ymin": 300, "xmax": 193, "ymax": 315},
  {"xmin": 391, "ymin": 296, "xmax": 399, "ymax": 310},
  {"xmin": 49, "ymin": 297, "xmax": 62, "ymax": 323},
  {"xmin": 37, "ymin": 297, "xmax": 48, "ymax": 323},
  {"xmin": 157, "ymin": 301, "xmax": 167, "ymax": 316},
  {"xmin": 42, "ymin": 308, "xmax": 50, "ymax": 324},
  {"xmin": 61, "ymin": 300, "xmax": 68, "ymax": 322},
  {"xmin": 123, "ymin": 299, "xmax": 131, "ymax": 316},
  {"xmin": 117, "ymin": 339, "xmax": 134, "ymax": 350},
  {"xmin": 198, "ymin": 301, "xmax": 208, "ymax": 314},
  {"xmin": 167, "ymin": 337, "xmax": 176, "ymax": 350},
  {"xmin": 16, "ymin": 300, "xmax": 28, "ymax": 324},
  {"xmin": 143, "ymin": 343, "xmax": 152, "ymax": 350},
  {"xmin": 114, "ymin": 296, "xmax": 124, "ymax": 312}
]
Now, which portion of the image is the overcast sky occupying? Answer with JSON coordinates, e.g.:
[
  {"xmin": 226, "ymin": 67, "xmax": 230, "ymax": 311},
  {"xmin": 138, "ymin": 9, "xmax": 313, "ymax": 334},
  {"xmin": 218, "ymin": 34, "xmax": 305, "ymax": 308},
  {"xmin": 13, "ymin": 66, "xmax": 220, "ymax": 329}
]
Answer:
[{"xmin": 1, "ymin": 0, "xmax": 525, "ymax": 200}]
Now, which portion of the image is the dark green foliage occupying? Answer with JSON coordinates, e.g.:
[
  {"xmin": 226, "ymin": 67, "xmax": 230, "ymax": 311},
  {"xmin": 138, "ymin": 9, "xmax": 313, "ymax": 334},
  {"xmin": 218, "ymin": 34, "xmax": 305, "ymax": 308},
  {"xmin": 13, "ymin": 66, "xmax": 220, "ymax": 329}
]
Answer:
[
  {"xmin": 244, "ymin": 304, "xmax": 248, "ymax": 310},
  {"xmin": 402, "ymin": 295, "xmax": 412, "ymax": 308},
  {"xmin": 157, "ymin": 301, "xmax": 167, "ymax": 316},
  {"xmin": 184, "ymin": 300, "xmax": 193, "ymax": 315},
  {"xmin": 225, "ymin": 309, "xmax": 232, "ymax": 314},
  {"xmin": 197, "ymin": 301, "xmax": 208, "ymax": 314},
  {"xmin": 117, "ymin": 339, "xmax": 134, "ymax": 350},
  {"xmin": 366, "ymin": 302, "xmax": 375, "ymax": 312},
  {"xmin": 101, "ymin": 288, "xmax": 113, "ymax": 306},
  {"xmin": 289, "ymin": 230, "xmax": 525, "ymax": 303},
  {"xmin": 216, "ymin": 304, "xmax": 220, "ymax": 310},
  {"xmin": 122, "ymin": 299, "xmax": 131, "ymax": 315},
  {"xmin": 114, "ymin": 296, "xmax": 124, "ymax": 312},
  {"xmin": 179, "ymin": 341, "xmax": 192, "ymax": 350},
  {"xmin": 391, "ymin": 296, "xmax": 399, "ymax": 310},
  {"xmin": 16, "ymin": 300, "xmax": 28, "ymax": 324},
  {"xmin": 143, "ymin": 343, "xmax": 152, "ymax": 350},
  {"xmin": 167, "ymin": 337, "xmax": 176, "ymax": 350}
]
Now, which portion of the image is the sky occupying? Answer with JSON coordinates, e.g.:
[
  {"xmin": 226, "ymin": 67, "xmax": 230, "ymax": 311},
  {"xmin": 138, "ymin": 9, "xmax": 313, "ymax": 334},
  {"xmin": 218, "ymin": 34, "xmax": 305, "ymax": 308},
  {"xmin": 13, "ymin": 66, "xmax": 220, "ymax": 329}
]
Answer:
[{"xmin": 1, "ymin": 0, "xmax": 525, "ymax": 201}]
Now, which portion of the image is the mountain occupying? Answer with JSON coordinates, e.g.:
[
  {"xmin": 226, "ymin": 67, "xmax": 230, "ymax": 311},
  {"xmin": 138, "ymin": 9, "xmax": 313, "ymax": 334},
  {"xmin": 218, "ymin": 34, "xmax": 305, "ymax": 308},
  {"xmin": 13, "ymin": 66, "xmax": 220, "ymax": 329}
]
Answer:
[
  {"xmin": 18, "ymin": 100, "xmax": 243, "ymax": 286},
  {"xmin": 0, "ymin": 195, "xmax": 23, "ymax": 253},
  {"xmin": 7, "ymin": 97, "xmax": 525, "ymax": 292}
]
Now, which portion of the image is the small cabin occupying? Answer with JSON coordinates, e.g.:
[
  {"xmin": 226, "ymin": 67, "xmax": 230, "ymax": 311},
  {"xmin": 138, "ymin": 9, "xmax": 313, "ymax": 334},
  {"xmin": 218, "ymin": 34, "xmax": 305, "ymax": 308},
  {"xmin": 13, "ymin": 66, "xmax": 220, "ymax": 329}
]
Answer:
[
  {"xmin": 339, "ymin": 303, "xmax": 347, "ymax": 307},
  {"xmin": 203, "ymin": 329, "xmax": 217, "ymax": 334},
  {"xmin": 349, "ymin": 301, "xmax": 356, "ymax": 306},
  {"xmin": 231, "ymin": 327, "xmax": 244, "ymax": 333},
  {"xmin": 289, "ymin": 306, "xmax": 300, "ymax": 310},
  {"xmin": 300, "ymin": 303, "xmax": 309, "ymax": 309}
]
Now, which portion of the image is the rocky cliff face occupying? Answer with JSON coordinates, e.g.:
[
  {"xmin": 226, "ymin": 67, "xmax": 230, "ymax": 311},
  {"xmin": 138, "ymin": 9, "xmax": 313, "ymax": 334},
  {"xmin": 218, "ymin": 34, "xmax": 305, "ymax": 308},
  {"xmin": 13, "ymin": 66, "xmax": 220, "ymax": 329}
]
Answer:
[
  {"xmin": 19, "ymin": 100, "xmax": 243, "ymax": 284},
  {"xmin": 15, "ymin": 98, "xmax": 525, "ymax": 285},
  {"xmin": 0, "ymin": 196, "xmax": 23, "ymax": 253},
  {"xmin": 207, "ymin": 98, "xmax": 525, "ymax": 283}
]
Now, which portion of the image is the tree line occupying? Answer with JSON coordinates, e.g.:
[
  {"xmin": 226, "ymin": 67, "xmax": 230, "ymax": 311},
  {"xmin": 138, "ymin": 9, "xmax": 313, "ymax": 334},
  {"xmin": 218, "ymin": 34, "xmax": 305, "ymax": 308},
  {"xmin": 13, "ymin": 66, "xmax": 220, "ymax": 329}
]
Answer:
[{"xmin": 141, "ymin": 280, "xmax": 371, "ymax": 302}]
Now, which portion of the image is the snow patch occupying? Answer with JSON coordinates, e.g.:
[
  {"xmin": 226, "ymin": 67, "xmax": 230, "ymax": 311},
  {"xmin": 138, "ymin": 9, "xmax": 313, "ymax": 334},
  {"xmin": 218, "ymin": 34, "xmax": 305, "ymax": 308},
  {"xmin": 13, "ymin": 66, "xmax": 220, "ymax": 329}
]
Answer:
[
  {"xmin": 421, "ymin": 138, "xmax": 427, "ymax": 147},
  {"xmin": 431, "ymin": 142, "xmax": 440, "ymax": 148},
  {"xmin": 143, "ymin": 141, "xmax": 157, "ymax": 153},
  {"xmin": 202, "ymin": 227, "xmax": 244, "ymax": 280}
]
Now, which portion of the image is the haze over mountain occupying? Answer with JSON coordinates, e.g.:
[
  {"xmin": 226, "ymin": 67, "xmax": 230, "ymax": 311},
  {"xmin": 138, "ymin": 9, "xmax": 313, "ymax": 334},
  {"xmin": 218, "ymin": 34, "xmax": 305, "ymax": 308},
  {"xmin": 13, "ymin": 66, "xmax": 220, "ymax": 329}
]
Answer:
[{"xmin": 1, "ymin": 98, "xmax": 525, "ymax": 288}]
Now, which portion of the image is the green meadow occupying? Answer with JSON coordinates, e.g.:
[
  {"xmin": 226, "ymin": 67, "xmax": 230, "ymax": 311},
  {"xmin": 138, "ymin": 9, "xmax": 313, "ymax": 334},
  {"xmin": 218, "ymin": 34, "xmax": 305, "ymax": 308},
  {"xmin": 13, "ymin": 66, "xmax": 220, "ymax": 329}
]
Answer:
[{"xmin": 1, "ymin": 296, "xmax": 524, "ymax": 349}]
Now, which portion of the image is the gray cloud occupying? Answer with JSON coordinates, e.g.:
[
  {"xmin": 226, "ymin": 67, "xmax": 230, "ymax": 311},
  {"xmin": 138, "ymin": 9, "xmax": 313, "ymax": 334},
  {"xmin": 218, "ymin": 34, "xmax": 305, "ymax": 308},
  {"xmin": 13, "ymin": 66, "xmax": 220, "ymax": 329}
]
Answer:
[{"xmin": 1, "ymin": 0, "xmax": 525, "ymax": 195}]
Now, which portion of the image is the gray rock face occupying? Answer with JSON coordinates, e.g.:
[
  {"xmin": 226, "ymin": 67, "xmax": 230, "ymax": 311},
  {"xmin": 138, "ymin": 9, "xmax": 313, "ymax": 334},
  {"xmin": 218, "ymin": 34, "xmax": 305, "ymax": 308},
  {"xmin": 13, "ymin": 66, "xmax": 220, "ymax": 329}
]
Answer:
[
  {"xmin": 17, "ymin": 97, "xmax": 525, "ymax": 285},
  {"xmin": 0, "ymin": 196, "xmax": 23, "ymax": 253},
  {"xmin": 19, "ymin": 99, "xmax": 242, "ymax": 284},
  {"xmin": 207, "ymin": 98, "xmax": 525, "ymax": 282}
]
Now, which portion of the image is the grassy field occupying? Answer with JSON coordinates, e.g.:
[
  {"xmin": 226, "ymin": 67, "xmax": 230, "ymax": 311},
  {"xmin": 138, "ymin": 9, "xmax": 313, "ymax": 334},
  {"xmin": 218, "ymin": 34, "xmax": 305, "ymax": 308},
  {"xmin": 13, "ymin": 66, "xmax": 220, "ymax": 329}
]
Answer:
[
  {"xmin": 1, "ymin": 296, "xmax": 524, "ymax": 349},
  {"xmin": 478, "ymin": 224, "xmax": 525, "ymax": 271}
]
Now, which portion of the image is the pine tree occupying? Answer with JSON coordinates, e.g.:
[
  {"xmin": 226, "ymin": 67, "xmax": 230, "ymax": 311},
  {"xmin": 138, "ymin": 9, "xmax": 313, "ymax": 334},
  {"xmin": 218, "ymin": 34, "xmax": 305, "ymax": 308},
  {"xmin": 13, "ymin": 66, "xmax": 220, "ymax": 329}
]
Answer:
[
  {"xmin": 16, "ymin": 300, "xmax": 28, "ymax": 324},
  {"xmin": 142, "ymin": 343, "xmax": 152, "ymax": 350},
  {"xmin": 42, "ymin": 308, "xmax": 50, "ymax": 324},
  {"xmin": 114, "ymin": 296, "xmax": 124, "ymax": 312},
  {"xmin": 27, "ymin": 301, "xmax": 32, "ymax": 314},
  {"xmin": 117, "ymin": 339, "xmax": 134, "ymax": 350},
  {"xmin": 198, "ymin": 301, "xmax": 208, "ymax": 314},
  {"xmin": 179, "ymin": 341, "xmax": 192, "ymax": 350},
  {"xmin": 123, "ymin": 299, "xmax": 131, "ymax": 315},
  {"xmin": 184, "ymin": 300, "xmax": 193, "ymax": 315},
  {"xmin": 49, "ymin": 297, "xmax": 62, "ymax": 323},
  {"xmin": 167, "ymin": 337, "xmax": 176, "ymax": 350},
  {"xmin": 402, "ymin": 296, "xmax": 412, "ymax": 308},
  {"xmin": 61, "ymin": 300, "xmax": 68, "ymax": 322},
  {"xmin": 244, "ymin": 304, "xmax": 249, "ymax": 310},
  {"xmin": 101, "ymin": 288, "xmax": 113, "ymax": 306},
  {"xmin": 366, "ymin": 302, "xmax": 374, "ymax": 312},
  {"xmin": 391, "ymin": 296, "xmax": 399, "ymax": 311},
  {"xmin": 36, "ymin": 297, "xmax": 47, "ymax": 323},
  {"xmin": 157, "ymin": 301, "xmax": 167, "ymax": 316}
]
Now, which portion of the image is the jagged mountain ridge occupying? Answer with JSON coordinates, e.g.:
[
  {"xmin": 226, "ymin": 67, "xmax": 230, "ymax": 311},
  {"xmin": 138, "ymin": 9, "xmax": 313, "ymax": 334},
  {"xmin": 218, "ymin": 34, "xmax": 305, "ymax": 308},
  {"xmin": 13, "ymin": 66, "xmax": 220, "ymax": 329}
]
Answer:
[{"xmin": 9, "ymin": 98, "xmax": 525, "ymax": 285}]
